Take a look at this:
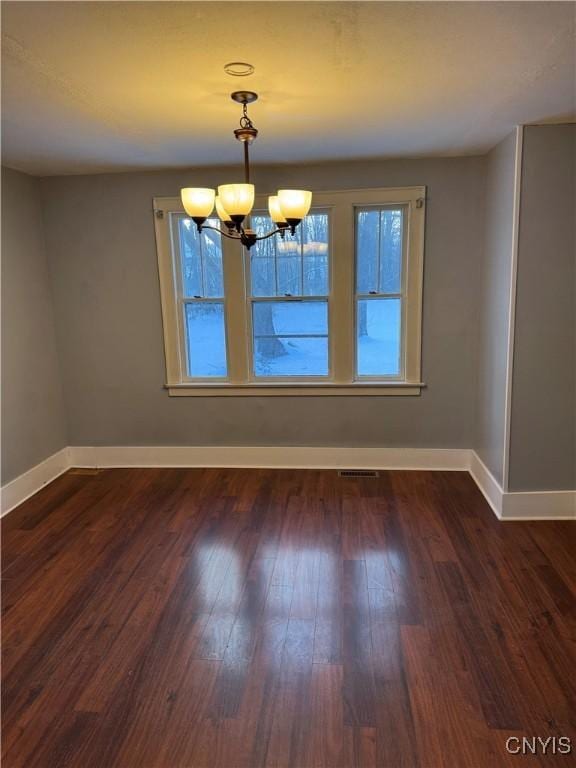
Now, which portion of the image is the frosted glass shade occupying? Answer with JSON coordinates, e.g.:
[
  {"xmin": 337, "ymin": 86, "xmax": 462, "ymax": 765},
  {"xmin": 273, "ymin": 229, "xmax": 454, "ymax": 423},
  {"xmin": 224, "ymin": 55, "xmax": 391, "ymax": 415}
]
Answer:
[
  {"xmin": 268, "ymin": 196, "xmax": 287, "ymax": 224},
  {"xmin": 217, "ymin": 184, "xmax": 255, "ymax": 216},
  {"xmin": 277, "ymin": 190, "xmax": 312, "ymax": 221},
  {"xmin": 215, "ymin": 196, "xmax": 232, "ymax": 223},
  {"xmin": 181, "ymin": 188, "xmax": 215, "ymax": 218}
]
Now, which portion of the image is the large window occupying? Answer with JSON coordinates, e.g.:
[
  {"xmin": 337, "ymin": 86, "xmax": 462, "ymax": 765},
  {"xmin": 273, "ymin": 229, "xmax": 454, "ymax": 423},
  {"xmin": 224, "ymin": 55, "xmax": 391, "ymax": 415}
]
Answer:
[{"xmin": 155, "ymin": 187, "xmax": 425, "ymax": 395}]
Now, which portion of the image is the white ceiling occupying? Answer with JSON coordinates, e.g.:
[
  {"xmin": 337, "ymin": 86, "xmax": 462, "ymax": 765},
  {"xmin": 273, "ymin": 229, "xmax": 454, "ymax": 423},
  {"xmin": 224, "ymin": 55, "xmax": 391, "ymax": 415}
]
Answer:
[{"xmin": 2, "ymin": 1, "xmax": 575, "ymax": 176}]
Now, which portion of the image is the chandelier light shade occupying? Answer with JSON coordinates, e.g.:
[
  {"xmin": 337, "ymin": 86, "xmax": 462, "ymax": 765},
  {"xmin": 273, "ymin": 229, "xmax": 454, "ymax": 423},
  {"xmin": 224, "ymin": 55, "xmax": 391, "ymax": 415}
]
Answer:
[
  {"xmin": 217, "ymin": 183, "xmax": 255, "ymax": 220},
  {"xmin": 180, "ymin": 90, "xmax": 312, "ymax": 249},
  {"xmin": 268, "ymin": 195, "xmax": 287, "ymax": 224},
  {"xmin": 181, "ymin": 187, "xmax": 215, "ymax": 219},
  {"xmin": 277, "ymin": 189, "xmax": 313, "ymax": 224},
  {"xmin": 214, "ymin": 196, "xmax": 232, "ymax": 224}
]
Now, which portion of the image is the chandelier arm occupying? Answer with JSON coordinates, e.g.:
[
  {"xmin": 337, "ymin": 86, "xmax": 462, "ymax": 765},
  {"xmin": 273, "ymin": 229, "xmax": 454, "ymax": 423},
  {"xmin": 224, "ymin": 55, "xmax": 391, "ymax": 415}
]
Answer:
[
  {"xmin": 200, "ymin": 223, "xmax": 241, "ymax": 240},
  {"xmin": 199, "ymin": 223, "xmax": 294, "ymax": 251},
  {"xmin": 255, "ymin": 227, "xmax": 293, "ymax": 242}
]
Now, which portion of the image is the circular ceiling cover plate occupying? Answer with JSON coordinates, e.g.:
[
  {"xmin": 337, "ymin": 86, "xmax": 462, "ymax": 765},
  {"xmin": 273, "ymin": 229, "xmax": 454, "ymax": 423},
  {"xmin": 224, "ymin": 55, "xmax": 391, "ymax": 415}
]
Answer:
[
  {"xmin": 224, "ymin": 62, "xmax": 255, "ymax": 77},
  {"xmin": 231, "ymin": 91, "xmax": 258, "ymax": 105}
]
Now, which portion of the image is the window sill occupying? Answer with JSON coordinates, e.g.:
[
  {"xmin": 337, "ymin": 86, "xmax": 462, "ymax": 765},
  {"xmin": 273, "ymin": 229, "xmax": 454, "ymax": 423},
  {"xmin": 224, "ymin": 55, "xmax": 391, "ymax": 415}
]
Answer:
[{"xmin": 165, "ymin": 382, "xmax": 425, "ymax": 397}]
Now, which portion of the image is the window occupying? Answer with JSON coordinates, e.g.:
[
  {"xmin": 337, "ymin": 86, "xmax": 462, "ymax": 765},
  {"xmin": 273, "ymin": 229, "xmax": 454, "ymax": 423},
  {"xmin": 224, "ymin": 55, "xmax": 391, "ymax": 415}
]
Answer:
[
  {"xmin": 155, "ymin": 187, "xmax": 425, "ymax": 395},
  {"xmin": 249, "ymin": 211, "xmax": 330, "ymax": 378},
  {"xmin": 177, "ymin": 217, "xmax": 227, "ymax": 378},
  {"xmin": 356, "ymin": 208, "xmax": 404, "ymax": 378}
]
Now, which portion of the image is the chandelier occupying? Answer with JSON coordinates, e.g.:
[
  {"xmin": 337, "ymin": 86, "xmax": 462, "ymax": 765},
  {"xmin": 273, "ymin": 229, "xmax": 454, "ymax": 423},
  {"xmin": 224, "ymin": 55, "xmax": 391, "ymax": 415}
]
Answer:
[{"xmin": 180, "ymin": 91, "xmax": 312, "ymax": 250}]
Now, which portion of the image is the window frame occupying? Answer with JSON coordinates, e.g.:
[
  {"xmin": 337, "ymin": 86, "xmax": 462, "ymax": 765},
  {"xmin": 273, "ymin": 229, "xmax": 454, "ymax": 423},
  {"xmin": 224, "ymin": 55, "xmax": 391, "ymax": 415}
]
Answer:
[
  {"xmin": 170, "ymin": 214, "xmax": 229, "ymax": 382},
  {"xmin": 154, "ymin": 186, "xmax": 426, "ymax": 396},
  {"xmin": 354, "ymin": 204, "xmax": 408, "ymax": 381}
]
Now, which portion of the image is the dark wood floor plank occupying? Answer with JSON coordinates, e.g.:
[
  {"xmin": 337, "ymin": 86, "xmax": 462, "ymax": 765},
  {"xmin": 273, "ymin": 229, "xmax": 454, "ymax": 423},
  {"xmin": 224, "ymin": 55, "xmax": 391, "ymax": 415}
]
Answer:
[
  {"xmin": 208, "ymin": 557, "xmax": 276, "ymax": 719},
  {"xmin": 402, "ymin": 624, "xmax": 480, "ymax": 768},
  {"xmin": 2, "ymin": 467, "xmax": 575, "ymax": 767},
  {"xmin": 240, "ymin": 590, "xmax": 294, "ymax": 767},
  {"xmin": 263, "ymin": 616, "xmax": 315, "ymax": 767},
  {"xmin": 300, "ymin": 664, "xmax": 350, "ymax": 768}
]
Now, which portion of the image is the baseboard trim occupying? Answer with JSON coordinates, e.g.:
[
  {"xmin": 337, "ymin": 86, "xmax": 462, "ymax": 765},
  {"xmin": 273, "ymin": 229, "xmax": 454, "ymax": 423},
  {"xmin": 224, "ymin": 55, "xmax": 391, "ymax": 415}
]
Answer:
[
  {"xmin": 502, "ymin": 490, "xmax": 576, "ymax": 521},
  {"xmin": 469, "ymin": 451, "xmax": 503, "ymax": 518},
  {"xmin": 69, "ymin": 445, "xmax": 471, "ymax": 472},
  {"xmin": 470, "ymin": 451, "xmax": 576, "ymax": 521},
  {"xmin": 2, "ymin": 446, "xmax": 573, "ymax": 521},
  {"xmin": 1, "ymin": 447, "xmax": 71, "ymax": 517}
]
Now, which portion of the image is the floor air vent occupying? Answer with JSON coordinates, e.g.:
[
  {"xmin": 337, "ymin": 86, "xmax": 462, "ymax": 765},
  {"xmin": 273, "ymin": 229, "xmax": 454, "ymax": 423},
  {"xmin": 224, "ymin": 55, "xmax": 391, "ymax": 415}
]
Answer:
[{"xmin": 338, "ymin": 470, "xmax": 380, "ymax": 478}]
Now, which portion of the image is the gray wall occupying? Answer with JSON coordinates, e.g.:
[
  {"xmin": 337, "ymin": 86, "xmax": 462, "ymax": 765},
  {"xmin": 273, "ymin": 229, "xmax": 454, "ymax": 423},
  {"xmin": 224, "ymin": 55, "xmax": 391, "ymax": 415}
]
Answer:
[
  {"xmin": 40, "ymin": 156, "xmax": 485, "ymax": 449},
  {"xmin": 1, "ymin": 167, "xmax": 67, "ymax": 482},
  {"xmin": 4, "ymin": 143, "xmax": 572, "ymax": 490},
  {"xmin": 475, "ymin": 132, "xmax": 518, "ymax": 486},
  {"xmin": 509, "ymin": 125, "xmax": 575, "ymax": 491}
]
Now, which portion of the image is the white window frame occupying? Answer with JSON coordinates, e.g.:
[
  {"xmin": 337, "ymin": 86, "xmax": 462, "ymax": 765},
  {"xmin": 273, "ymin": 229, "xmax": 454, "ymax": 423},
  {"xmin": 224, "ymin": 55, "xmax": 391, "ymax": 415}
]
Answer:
[{"xmin": 154, "ymin": 186, "xmax": 425, "ymax": 396}]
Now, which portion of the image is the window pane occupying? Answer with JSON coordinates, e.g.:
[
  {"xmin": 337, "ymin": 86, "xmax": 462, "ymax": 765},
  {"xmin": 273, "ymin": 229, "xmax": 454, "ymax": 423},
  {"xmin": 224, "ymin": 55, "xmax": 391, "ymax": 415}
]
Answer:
[
  {"xmin": 179, "ymin": 217, "xmax": 224, "ymax": 298},
  {"xmin": 249, "ymin": 212, "xmax": 329, "ymax": 297},
  {"xmin": 356, "ymin": 298, "xmax": 401, "ymax": 377},
  {"xmin": 277, "ymin": 255, "xmax": 300, "ymax": 296},
  {"xmin": 302, "ymin": 213, "xmax": 329, "ymax": 295},
  {"xmin": 356, "ymin": 210, "xmax": 379, "ymax": 294},
  {"xmin": 253, "ymin": 301, "xmax": 328, "ymax": 376},
  {"xmin": 356, "ymin": 208, "xmax": 403, "ymax": 294},
  {"xmin": 185, "ymin": 302, "xmax": 227, "ymax": 377},
  {"xmin": 250, "ymin": 215, "xmax": 276, "ymax": 297},
  {"xmin": 303, "ymin": 253, "xmax": 328, "ymax": 296},
  {"xmin": 379, "ymin": 210, "xmax": 403, "ymax": 293},
  {"xmin": 250, "ymin": 250, "xmax": 276, "ymax": 296}
]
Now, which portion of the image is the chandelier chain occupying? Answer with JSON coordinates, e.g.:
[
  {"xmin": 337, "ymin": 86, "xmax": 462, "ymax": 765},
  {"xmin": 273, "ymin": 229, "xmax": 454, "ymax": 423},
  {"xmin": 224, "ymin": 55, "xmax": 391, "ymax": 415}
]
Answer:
[{"xmin": 239, "ymin": 103, "xmax": 255, "ymax": 130}]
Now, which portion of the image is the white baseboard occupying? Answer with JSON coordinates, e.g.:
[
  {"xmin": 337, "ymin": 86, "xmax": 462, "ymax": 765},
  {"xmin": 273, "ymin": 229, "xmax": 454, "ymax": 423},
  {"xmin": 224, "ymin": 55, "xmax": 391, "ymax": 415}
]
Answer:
[
  {"xmin": 469, "ymin": 451, "xmax": 504, "ymax": 518},
  {"xmin": 501, "ymin": 490, "xmax": 576, "ymax": 520},
  {"xmin": 69, "ymin": 445, "xmax": 471, "ymax": 471},
  {"xmin": 470, "ymin": 451, "xmax": 576, "ymax": 521},
  {"xmin": 0, "ymin": 447, "xmax": 71, "ymax": 517},
  {"xmin": 2, "ymin": 446, "xmax": 574, "ymax": 521}
]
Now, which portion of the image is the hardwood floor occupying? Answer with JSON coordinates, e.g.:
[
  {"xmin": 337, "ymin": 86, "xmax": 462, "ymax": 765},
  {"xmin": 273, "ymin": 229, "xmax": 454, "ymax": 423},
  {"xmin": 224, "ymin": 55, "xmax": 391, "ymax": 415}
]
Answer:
[{"xmin": 2, "ymin": 468, "xmax": 575, "ymax": 767}]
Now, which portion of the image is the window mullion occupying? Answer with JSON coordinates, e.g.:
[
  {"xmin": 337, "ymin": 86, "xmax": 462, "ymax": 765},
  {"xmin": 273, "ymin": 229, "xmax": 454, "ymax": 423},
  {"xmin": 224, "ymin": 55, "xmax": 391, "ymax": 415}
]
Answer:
[
  {"xmin": 274, "ymin": 237, "xmax": 279, "ymax": 296},
  {"xmin": 199, "ymin": 235, "xmax": 206, "ymax": 298},
  {"xmin": 221, "ymin": 235, "xmax": 249, "ymax": 383},
  {"xmin": 330, "ymin": 202, "xmax": 354, "ymax": 383},
  {"xmin": 300, "ymin": 234, "xmax": 304, "ymax": 296},
  {"xmin": 377, "ymin": 209, "xmax": 382, "ymax": 294}
]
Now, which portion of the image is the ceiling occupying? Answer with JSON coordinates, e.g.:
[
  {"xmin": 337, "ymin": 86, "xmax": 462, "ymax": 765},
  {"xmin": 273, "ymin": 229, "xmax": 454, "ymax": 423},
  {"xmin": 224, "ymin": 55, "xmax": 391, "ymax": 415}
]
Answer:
[{"xmin": 2, "ymin": 1, "xmax": 574, "ymax": 176}]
